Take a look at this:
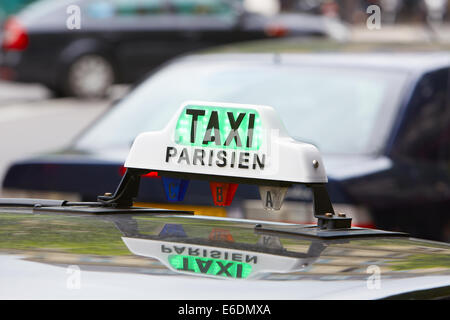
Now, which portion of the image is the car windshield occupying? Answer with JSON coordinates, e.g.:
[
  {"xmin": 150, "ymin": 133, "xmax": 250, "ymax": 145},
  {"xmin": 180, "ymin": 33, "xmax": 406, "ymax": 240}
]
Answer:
[{"xmin": 75, "ymin": 57, "xmax": 408, "ymax": 154}]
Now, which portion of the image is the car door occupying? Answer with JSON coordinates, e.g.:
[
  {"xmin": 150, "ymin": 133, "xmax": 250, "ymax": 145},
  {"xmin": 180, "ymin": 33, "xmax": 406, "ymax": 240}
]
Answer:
[
  {"xmin": 84, "ymin": 0, "xmax": 244, "ymax": 83},
  {"xmin": 88, "ymin": 0, "xmax": 185, "ymax": 83}
]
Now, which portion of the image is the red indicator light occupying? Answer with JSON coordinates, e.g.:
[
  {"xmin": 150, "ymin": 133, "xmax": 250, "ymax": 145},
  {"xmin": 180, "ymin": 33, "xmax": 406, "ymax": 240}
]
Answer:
[
  {"xmin": 143, "ymin": 171, "xmax": 159, "ymax": 178},
  {"xmin": 119, "ymin": 166, "xmax": 159, "ymax": 178},
  {"xmin": 209, "ymin": 182, "xmax": 238, "ymax": 206}
]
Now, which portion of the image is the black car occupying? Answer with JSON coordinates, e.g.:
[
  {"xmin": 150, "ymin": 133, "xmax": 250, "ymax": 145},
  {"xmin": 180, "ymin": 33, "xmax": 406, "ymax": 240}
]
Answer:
[
  {"xmin": 0, "ymin": 202, "xmax": 449, "ymax": 299},
  {"xmin": 0, "ymin": 0, "xmax": 346, "ymax": 98}
]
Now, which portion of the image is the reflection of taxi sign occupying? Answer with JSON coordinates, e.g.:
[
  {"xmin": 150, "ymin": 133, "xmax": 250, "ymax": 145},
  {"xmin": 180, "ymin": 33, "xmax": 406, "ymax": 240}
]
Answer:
[
  {"xmin": 100, "ymin": 101, "xmax": 352, "ymax": 229},
  {"xmin": 169, "ymin": 255, "xmax": 252, "ymax": 279},
  {"xmin": 121, "ymin": 237, "xmax": 316, "ymax": 280}
]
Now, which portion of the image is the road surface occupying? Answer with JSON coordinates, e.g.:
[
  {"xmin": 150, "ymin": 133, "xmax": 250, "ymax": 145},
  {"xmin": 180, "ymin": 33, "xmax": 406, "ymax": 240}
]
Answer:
[{"xmin": 0, "ymin": 81, "xmax": 128, "ymax": 185}]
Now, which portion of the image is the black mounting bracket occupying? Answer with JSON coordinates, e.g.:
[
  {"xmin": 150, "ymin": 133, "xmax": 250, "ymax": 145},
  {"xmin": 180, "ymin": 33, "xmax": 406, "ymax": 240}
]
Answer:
[
  {"xmin": 96, "ymin": 168, "xmax": 352, "ymax": 230},
  {"xmin": 97, "ymin": 168, "xmax": 150, "ymax": 207},
  {"xmin": 309, "ymin": 184, "xmax": 352, "ymax": 230}
]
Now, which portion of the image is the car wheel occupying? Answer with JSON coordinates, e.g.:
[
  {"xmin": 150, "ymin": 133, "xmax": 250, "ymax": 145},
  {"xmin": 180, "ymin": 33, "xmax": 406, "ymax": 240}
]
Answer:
[{"xmin": 65, "ymin": 54, "xmax": 114, "ymax": 99}]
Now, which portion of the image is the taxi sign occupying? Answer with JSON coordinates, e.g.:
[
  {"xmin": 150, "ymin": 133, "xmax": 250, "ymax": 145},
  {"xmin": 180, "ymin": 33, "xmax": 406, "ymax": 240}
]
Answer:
[
  {"xmin": 125, "ymin": 101, "xmax": 327, "ymax": 184},
  {"xmin": 99, "ymin": 101, "xmax": 351, "ymax": 229}
]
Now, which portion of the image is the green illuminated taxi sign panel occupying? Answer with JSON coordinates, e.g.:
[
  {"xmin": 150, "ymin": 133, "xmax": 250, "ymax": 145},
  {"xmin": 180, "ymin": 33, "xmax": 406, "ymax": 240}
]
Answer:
[
  {"xmin": 175, "ymin": 105, "xmax": 262, "ymax": 151},
  {"xmin": 168, "ymin": 255, "xmax": 252, "ymax": 279}
]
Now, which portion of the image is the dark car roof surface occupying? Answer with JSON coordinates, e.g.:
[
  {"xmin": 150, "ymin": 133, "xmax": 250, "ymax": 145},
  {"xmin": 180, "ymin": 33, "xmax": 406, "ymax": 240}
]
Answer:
[{"xmin": 0, "ymin": 207, "xmax": 449, "ymax": 299}]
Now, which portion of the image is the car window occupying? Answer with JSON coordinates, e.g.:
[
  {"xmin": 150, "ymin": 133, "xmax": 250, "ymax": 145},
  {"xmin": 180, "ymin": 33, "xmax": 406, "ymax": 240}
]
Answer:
[
  {"xmin": 169, "ymin": 0, "xmax": 234, "ymax": 16},
  {"xmin": 75, "ymin": 60, "xmax": 408, "ymax": 155},
  {"xmin": 0, "ymin": 0, "xmax": 36, "ymax": 21},
  {"xmin": 86, "ymin": 0, "xmax": 168, "ymax": 19},
  {"xmin": 394, "ymin": 68, "xmax": 450, "ymax": 163},
  {"xmin": 17, "ymin": 0, "xmax": 81, "ymax": 23}
]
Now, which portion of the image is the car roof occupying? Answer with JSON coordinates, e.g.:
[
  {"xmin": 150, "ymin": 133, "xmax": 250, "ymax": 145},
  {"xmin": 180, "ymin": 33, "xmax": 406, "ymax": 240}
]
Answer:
[
  {"xmin": 178, "ymin": 50, "xmax": 450, "ymax": 74},
  {"xmin": 0, "ymin": 208, "xmax": 449, "ymax": 299}
]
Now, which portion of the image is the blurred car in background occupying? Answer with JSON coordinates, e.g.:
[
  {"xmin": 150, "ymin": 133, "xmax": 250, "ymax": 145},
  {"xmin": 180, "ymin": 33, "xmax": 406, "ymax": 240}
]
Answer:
[
  {"xmin": 3, "ymin": 48, "xmax": 450, "ymax": 241},
  {"xmin": 0, "ymin": 0, "xmax": 347, "ymax": 99}
]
